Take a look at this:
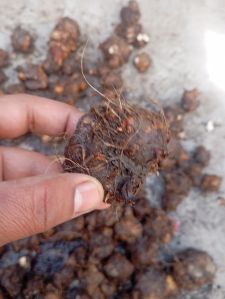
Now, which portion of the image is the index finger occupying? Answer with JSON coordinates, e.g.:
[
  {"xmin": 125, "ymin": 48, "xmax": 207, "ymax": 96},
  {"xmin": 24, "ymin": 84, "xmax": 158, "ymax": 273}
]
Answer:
[{"xmin": 0, "ymin": 94, "xmax": 83, "ymax": 138}]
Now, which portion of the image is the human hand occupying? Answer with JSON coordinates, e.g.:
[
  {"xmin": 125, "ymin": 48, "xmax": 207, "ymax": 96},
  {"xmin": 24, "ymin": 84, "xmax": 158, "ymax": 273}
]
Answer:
[{"xmin": 0, "ymin": 94, "xmax": 108, "ymax": 246}]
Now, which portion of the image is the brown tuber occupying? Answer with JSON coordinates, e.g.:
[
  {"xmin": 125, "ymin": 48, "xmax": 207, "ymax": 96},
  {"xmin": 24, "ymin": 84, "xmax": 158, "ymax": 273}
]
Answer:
[
  {"xmin": 4, "ymin": 83, "xmax": 25, "ymax": 94},
  {"xmin": 11, "ymin": 26, "xmax": 34, "ymax": 53},
  {"xmin": 135, "ymin": 268, "xmax": 178, "ymax": 299},
  {"xmin": 181, "ymin": 89, "xmax": 200, "ymax": 112},
  {"xmin": 200, "ymin": 174, "xmax": 222, "ymax": 192},
  {"xmin": 133, "ymin": 52, "xmax": 151, "ymax": 73},
  {"xmin": 193, "ymin": 145, "xmax": 210, "ymax": 167},
  {"xmin": 100, "ymin": 35, "xmax": 133, "ymax": 69},
  {"xmin": 172, "ymin": 248, "xmax": 216, "ymax": 290},
  {"xmin": 17, "ymin": 64, "xmax": 48, "ymax": 90},
  {"xmin": 63, "ymin": 99, "xmax": 169, "ymax": 204},
  {"xmin": 0, "ymin": 49, "xmax": 9, "ymax": 68},
  {"xmin": 115, "ymin": 23, "xmax": 143, "ymax": 45},
  {"xmin": 114, "ymin": 207, "xmax": 143, "ymax": 243},
  {"xmin": 44, "ymin": 17, "xmax": 80, "ymax": 72},
  {"xmin": 120, "ymin": 0, "xmax": 141, "ymax": 25},
  {"xmin": 103, "ymin": 253, "xmax": 134, "ymax": 281},
  {"xmin": 0, "ymin": 70, "xmax": 7, "ymax": 85}
]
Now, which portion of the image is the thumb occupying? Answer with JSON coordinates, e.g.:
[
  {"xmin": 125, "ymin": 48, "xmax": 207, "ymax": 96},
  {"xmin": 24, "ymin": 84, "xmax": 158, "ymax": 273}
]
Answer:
[{"xmin": 0, "ymin": 173, "xmax": 105, "ymax": 245}]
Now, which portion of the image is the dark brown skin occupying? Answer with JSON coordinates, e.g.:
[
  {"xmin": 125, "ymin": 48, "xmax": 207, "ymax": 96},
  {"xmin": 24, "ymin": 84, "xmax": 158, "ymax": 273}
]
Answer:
[
  {"xmin": 0, "ymin": 70, "xmax": 7, "ymax": 85},
  {"xmin": 11, "ymin": 26, "xmax": 34, "ymax": 53},
  {"xmin": 114, "ymin": 206, "xmax": 143, "ymax": 243},
  {"xmin": 193, "ymin": 145, "xmax": 210, "ymax": 167},
  {"xmin": 0, "ymin": 49, "xmax": 9, "ymax": 68},
  {"xmin": 161, "ymin": 98, "xmax": 221, "ymax": 212},
  {"xmin": 172, "ymin": 248, "xmax": 216, "ymax": 290},
  {"xmin": 131, "ymin": 236, "xmax": 159, "ymax": 267},
  {"xmin": 143, "ymin": 208, "xmax": 174, "ymax": 244},
  {"xmin": 135, "ymin": 268, "xmax": 178, "ymax": 299},
  {"xmin": 200, "ymin": 174, "xmax": 222, "ymax": 192},
  {"xmin": 181, "ymin": 89, "xmax": 200, "ymax": 112},
  {"xmin": 133, "ymin": 52, "xmax": 151, "ymax": 73},
  {"xmin": 44, "ymin": 17, "xmax": 80, "ymax": 73},
  {"xmin": 120, "ymin": 0, "xmax": 141, "ymax": 25},
  {"xmin": 63, "ymin": 100, "xmax": 169, "ymax": 204},
  {"xmin": 115, "ymin": 23, "xmax": 142, "ymax": 45},
  {"xmin": 99, "ymin": 68, "xmax": 123, "ymax": 89},
  {"xmin": 100, "ymin": 35, "xmax": 133, "ymax": 69},
  {"xmin": 114, "ymin": 0, "xmax": 149, "ymax": 49},
  {"xmin": 17, "ymin": 64, "xmax": 48, "ymax": 90}
]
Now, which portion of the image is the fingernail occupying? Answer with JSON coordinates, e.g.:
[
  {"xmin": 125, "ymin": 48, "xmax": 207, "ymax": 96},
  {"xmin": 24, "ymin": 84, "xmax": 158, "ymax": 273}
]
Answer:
[{"xmin": 73, "ymin": 181, "xmax": 103, "ymax": 215}]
